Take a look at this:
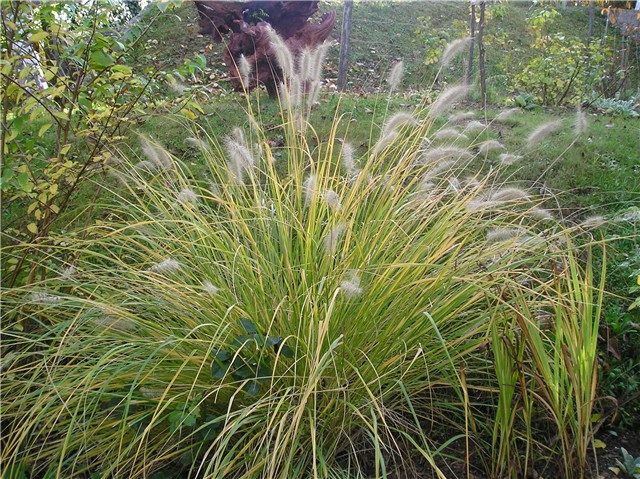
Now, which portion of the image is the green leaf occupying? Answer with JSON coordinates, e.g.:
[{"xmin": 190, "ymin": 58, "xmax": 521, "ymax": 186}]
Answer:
[
  {"xmin": 38, "ymin": 123, "xmax": 53, "ymax": 137},
  {"xmin": 90, "ymin": 50, "xmax": 115, "ymax": 68},
  {"xmin": 243, "ymin": 380, "xmax": 260, "ymax": 396},
  {"xmin": 239, "ymin": 318, "xmax": 257, "ymax": 334},
  {"xmin": 29, "ymin": 31, "xmax": 49, "ymax": 43},
  {"xmin": 17, "ymin": 172, "xmax": 31, "ymax": 192}
]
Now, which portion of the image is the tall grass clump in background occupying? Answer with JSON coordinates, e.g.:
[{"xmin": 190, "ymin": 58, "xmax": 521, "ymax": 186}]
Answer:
[{"xmin": 1, "ymin": 36, "xmax": 605, "ymax": 479}]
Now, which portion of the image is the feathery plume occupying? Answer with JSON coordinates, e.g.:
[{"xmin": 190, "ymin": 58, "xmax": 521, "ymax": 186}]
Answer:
[
  {"xmin": 140, "ymin": 387, "xmax": 164, "ymax": 399},
  {"xmin": 310, "ymin": 41, "xmax": 332, "ymax": 82},
  {"xmin": 487, "ymin": 227, "xmax": 526, "ymax": 243},
  {"xmin": 167, "ymin": 79, "xmax": 188, "ymax": 95},
  {"xmin": 148, "ymin": 259, "xmax": 181, "ymax": 273},
  {"xmin": 478, "ymin": 139, "xmax": 505, "ymax": 155},
  {"xmin": 371, "ymin": 130, "xmax": 398, "ymax": 156},
  {"xmin": 298, "ymin": 47, "xmax": 312, "ymax": 81},
  {"xmin": 529, "ymin": 207, "xmax": 554, "ymax": 220},
  {"xmin": 423, "ymin": 160, "xmax": 458, "ymax": 180},
  {"xmin": 580, "ymin": 215, "xmax": 605, "ymax": 228},
  {"xmin": 387, "ymin": 60, "xmax": 404, "ymax": 92},
  {"xmin": 498, "ymin": 153, "xmax": 523, "ymax": 166},
  {"xmin": 141, "ymin": 138, "xmax": 173, "ymax": 171},
  {"xmin": 341, "ymin": 142, "xmax": 356, "ymax": 175},
  {"xmin": 324, "ymin": 222, "xmax": 347, "ymax": 254},
  {"xmin": 441, "ymin": 37, "xmax": 472, "ymax": 67},
  {"xmin": 61, "ymin": 265, "xmax": 76, "ymax": 280},
  {"xmin": 183, "ymin": 137, "xmax": 208, "ymax": 150},
  {"xmin": 574, "ymin": 106, "xmax": 588, "ymax": 136},
  {"xmin": 448, "ymin": 177, "xmax": 461, "ymax": 192},
  {"xmin": 238, "ymin": 54, "xmax": 252, "ymax": 88},
  {"xmin": 493, "ymin": 108, "xmax": 521, "ymax": 123},
  {"xmin": 421, "ymin": 147, "xmax": 473, "ymax": 165},
  {"xmin": 382, "ymin": 112, "xmax": 418, "ymax": 138},
  {"xmin": 429, "ymin": 84, "xmax": 469, "ymax": 118},
  {"xmin": 307, "ymin": 80, "xmax": 322, "ymax": 108},
  {"xmin": 31, "ymin": 292, "xmax": 63, "ymax": 303},
  {"xmin": 177, "ymin": 188, "xmax": 199, "ymax": 206},
  {"xmin": 340, "ymin": 271, "xmax": 363, "ymax": 299},
  {"xmin": 131, "ymin": 160, "xmax": 158, "ymax": 173},
  {"xmin": 303, "ymin": 174, "xmax": 316, "ymax": 206},
  {"xmin": 434, "ymin": 128, "xmax": 468, "ymax": 142},
  {"xmin": 527, "ymin": 119, "xmax": 563, "ymax": 148},
  {"xmin": 463, "ymin": 120, "xmax": 487, "ymax": 133},
  {"xmin": 448, "ymin": 111, "xmax": 476, "ymax": 124},
  {"xmin": 266, "ymin": 27, "xmax": 294, "ymax": 78},
  {"xmin": 89, "ymin": 315, "xmax": 137, "ymax": 332},
  {"xmin": 224, "ymin": 137, "xmax": 255, "ymax": 183},
  {"xmin": 489, "ymin": 187, "xmax": 531, "ymax": 202},
  {"xmin": 323, "ymin": 189, "xmax": 342, "ymax": 212},
  {"xmin": 203, "ymin": 281, "xmax": 220, "ymax": 295}
]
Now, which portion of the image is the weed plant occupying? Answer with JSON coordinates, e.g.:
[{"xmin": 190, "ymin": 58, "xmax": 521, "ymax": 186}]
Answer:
[{"xmin": 1, "ymin": 35, "xmax": 606, "ymax": 478}]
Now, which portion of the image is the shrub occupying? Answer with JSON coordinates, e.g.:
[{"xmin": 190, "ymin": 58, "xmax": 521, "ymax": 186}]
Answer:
[{"xmin": 1, "ymin": 37, "xmax": 605, "ymax": 478}]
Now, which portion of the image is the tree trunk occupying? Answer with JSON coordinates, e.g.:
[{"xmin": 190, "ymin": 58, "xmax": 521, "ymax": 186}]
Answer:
[
  {"xmin": 477, "ymin": 0, "xmax": 487, "ymax": 110},
  {"xmin": 337, "ymin": 0, "xmax": 353, "ymax": 91},
  {"xmin": 466, "ymin": 0, "xmax": 476, "ymax": 97}
]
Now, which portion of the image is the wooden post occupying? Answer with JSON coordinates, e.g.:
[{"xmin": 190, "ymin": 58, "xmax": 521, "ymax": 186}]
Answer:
[
  {"xmin": 337, "ymin": 0, "xmax": 353, "ymax": 91},
  {"xmin": 477, "ymin": 0, "xmax": 487, "ymax": 111},
  {"xmin": 466, "ymin": 0, "xmax": 476, "ymax": 95}
]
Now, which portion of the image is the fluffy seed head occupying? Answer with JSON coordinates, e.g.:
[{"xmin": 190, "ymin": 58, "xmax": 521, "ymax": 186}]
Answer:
[
  {"xmin": 421, "ymin": 147, "xmax": 473, "ymax": 166},
  {"xmin": 224, "ymin": 137, "xmax": 255, "ymax": 183},
  {"xmin": 463, "ymin": 120, "xmax": 487, "ymax": 133},
  {"xmin": 527, "ymin": 119, "xmax": 563, "ymax": 148},
  {"xmin": 478, "ymin": 139, "xmax": 505, "ymax": 155},
  {"xmin": 429, "ymin": 84, "xmax": 469, "ymax": 118},
  {"xmin": 498, "ymin": 153, "xmax": 523, "ymax": 166},
  {"xmin": 574, "ymin": 107, "xmax": 588, "ymax": 136},
  {"xmin": 148, "ymin": 259, "xmax": 181, "ymax": 274},
  {"xmin": 434, "ymin": 128, "xmax": 468, "ymax": 142},
  {"xmin": 238, "ymin": 54, "xmax": 252, "ymax": 88},
  {"xmin": 441, "ymin": 37, "xmax": 472, "ymax": 67},
  {"xmin": 341, "ymin": 142, "xmax": 356, "ymax": 175},
  {"xmin": 382, "ymin": 112, "xmax": 418, "ymax": 138},
  {"xmin": 529, "ymin": 207, "xmax": 554, "ymax": 220},
  {"xmin": 323, "ymin": 189, "xmax": 342, "ymax": 212},
  {"xmin": 493, "ymin": 108, "xmax": 521, "ymax": 123},
  {"xmin": 387, "ymin": 60, "xmax": 404, "ymax": 92},
  {"xmin": 489, "ymin": 187, "xmax": 531, "ymax": 202},
  {"xmin": 340, "ymin": 271, "xmax": 363, "ymax": 299},
  {"xmin": 324, "ymin": 222, "xmax": 347, "ymax": 254},
  {"xmin": 487, "ymin": 227, "xmax": 526, "ymax": 243},
  {"xmin": 448, "ymin": 111, "xmax": 476, "ymax": 124},
  {"xmin": 177, "ymin": 188, "xmax": 199, "ymax": 206},
  {"xmin": 141, "ymin": 138, "xmax": 173, "ymax": 171},
  {"xmin": 303, "ymin": 174, "xmax": 316, "ymax": 206},
  {"xmin": 266, "ymin": 27, "xmax": 294, "ymax": 78},
  {"xmin": 203, "ymin": 281, "xmax": 220, "ymax": 295}
]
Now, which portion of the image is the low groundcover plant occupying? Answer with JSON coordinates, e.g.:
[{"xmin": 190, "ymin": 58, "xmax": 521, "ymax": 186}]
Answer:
[{"xmin": 1, "ymin": 37, "xmax": 605, "ymax": 479}]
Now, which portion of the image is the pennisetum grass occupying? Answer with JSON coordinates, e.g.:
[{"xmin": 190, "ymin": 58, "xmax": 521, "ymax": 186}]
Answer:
[{"xmin": 0, "ymin": 32, "xmax": 606, "ymax": 479}]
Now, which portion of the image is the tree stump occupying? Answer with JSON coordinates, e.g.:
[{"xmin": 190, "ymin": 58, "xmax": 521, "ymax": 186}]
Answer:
[{"xmin": 194, "ymin": 1, "xmax": 336, "ymax": 97}]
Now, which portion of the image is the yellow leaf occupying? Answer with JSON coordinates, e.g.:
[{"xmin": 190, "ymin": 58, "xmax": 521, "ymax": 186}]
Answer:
[
  {"xmin": 593, "ymin": 438, "xmax": 606, "ymax": 449},
  {"xmin": 49, "ymin": 184, "xmax": 58, "ymax": 195},
  {"xmin": 27, "ymin": 223, "xmax": 38, "ymax": 234},
  {"xmin": 181, "ymin": 109, "xmax": 197, "ymax": 120},
  {"xmin": 637, "ymin": 273, "xmax": 640, "ymax": 286},
  {"xmin": 50, "ymin": 204, "xmax": 60, "ymax": 214},
  {"xmin": 29, "ymin": 31, "xmax": 49, "ymax": 43},
  {"xmin": 27, "ymin": 202, "xmax": 38, "ymax": 214},
  {"xmin": 34, "ymin": 209, "xmax": 42, "ymax": 220},
  {"xmin": 38, "ymin": 123, "xmax": 53, "ymax": 137}
]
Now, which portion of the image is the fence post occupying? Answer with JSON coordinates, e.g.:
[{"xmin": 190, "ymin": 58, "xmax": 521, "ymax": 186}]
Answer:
[{"xmin": 337, "ymin": 0, "xmax": 353, "ymax": 91}]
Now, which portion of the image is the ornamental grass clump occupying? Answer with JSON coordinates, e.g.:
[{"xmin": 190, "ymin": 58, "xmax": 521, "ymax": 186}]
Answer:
[{"xmin": 1, "ymin": 35, "xmax": 604, "ymax": 479}]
